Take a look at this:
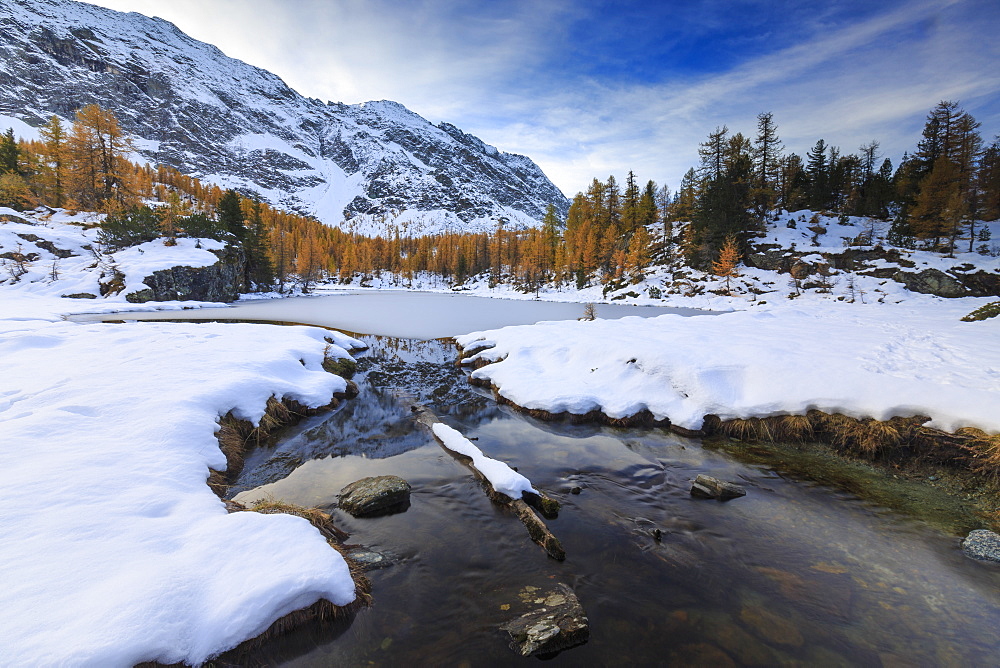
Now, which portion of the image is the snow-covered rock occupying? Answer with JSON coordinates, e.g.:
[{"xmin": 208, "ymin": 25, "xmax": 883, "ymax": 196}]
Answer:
[{"xmin": 0, "ymin": 0, "xmax": 568, "ymax": 234}]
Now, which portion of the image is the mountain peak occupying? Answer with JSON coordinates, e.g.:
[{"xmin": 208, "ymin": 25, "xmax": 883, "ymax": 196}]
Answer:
[{"xmin": 0, "ymin": 0, "xmax": 568, "ymax": 235}]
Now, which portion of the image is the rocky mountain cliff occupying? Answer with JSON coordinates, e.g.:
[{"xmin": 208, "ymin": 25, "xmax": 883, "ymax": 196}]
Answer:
[{"xmin": 0, "ymin": 0, "xmax": 568, "ymax": 235}]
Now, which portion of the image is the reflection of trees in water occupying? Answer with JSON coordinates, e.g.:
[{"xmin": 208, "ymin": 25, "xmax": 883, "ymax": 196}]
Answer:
[
  {"xmin": 356, "ymin": 335, "xmax": 485, "ymax": 412},
  {"xmin": 234, "ymin": 335, "xmax": 496, "ymax": 492},
  {"xmin": 354, "ymin": 335, "xmax": 456, "ymax": 366}
]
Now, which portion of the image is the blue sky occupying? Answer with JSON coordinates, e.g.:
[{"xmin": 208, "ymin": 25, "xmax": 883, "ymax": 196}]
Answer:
[{"xmin": 87, "ymin": 0, "xmax": 1000, "ymax": 197}]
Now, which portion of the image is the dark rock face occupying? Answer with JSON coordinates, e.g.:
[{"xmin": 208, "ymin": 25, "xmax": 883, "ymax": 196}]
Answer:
[
  {"xmin": 500, "ymin": 584, "xmax": 589, "ymax": 657},
  {"xmin": 339, "ymin": 475, "xmax": 412, "ymax": 517},
  {"xmin": 892, "ymin": 268, "xmax": 967, "ymax": 298},
  {"xmin": 952, "ymin": 270, "xmax": 1000, "ymax": 297},
  {"xmin": 962, "ymin": 529, "xmax": 1000, "ymax": 563},
  {"xmin": 691, "ymin": 474, "xmax": 746, "ymax": 500},
  {"xmin": 127, "ymin": 253, "xmax": 244, "ymax": 303},
  {"xmin": 0, "ymin": 0, "xmax": 568, "ymax": 232}
]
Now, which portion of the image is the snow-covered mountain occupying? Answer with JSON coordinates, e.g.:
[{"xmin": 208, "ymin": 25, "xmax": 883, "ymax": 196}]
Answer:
[{"xmin": 0, "ymin": 0, "xmax": 568, "ymax": 234}]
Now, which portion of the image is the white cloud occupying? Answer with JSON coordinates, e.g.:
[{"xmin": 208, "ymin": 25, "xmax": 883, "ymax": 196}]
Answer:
[{"xmin": 83, "ymin": 0, "xmax": 1000, "ymax": 197}]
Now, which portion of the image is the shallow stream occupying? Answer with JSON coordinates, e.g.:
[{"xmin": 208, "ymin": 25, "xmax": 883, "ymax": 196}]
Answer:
[{"xmin": 230, "ymin": 334, "xmax": 1000, "ymax": 666}]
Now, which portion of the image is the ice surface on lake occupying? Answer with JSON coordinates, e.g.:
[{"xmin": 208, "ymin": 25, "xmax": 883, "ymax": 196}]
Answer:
[{"xmin": 77, "ymin": 290, "xmax": 715, "ymax": 339}]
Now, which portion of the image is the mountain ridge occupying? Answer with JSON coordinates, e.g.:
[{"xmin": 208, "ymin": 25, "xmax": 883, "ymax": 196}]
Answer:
[{"xmin": 0, "ymin": 0, "xmax": 568, "ymax": 235}]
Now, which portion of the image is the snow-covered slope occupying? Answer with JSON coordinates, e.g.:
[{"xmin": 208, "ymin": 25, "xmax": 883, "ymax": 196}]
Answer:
[
  {"xmin": 0, "ymin": 0, "xmax": 568, "ymax": 234},
  {"xmin": 0, "ymin": 205, "xmax": 370, "ymax": 664},
  {"xmin": 0, "ymin": 206, "xmax": 233, "ymax": 305}
]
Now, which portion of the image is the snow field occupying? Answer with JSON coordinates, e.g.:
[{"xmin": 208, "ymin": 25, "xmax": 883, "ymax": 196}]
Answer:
[
  {"xmin": 456, "ymin": 299, "xmax": 1000, "ymax": 434},
  {"xmin": 0, "ymin": 317, "xmax": 364, "ymax": 665},
  {"xmin": 1, "ymin": 209, "xmax": 370, "ymax": 665}
]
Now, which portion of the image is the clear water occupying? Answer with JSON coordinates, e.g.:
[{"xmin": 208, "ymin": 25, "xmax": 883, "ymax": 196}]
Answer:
[
  {"xmin": 71, "ymin": 290, "xmax": 716, "ymax": 339},
  {"xmin": 230, "ymin": 335, "xmax": 1000, "ymax": 667}
]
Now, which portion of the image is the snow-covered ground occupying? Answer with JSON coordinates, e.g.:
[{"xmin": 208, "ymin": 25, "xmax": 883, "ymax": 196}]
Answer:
[
  {"xmin": 1, "ymin": 209, "xmax": 367, "ymax": 665},
  {"xmin": 456, "ymin": 297, "xmax": 1000, "ymax": 434},
  {"xmin": 3, "ymin": 204, "xmax": 1000, "ymax": 663},
  {"xmin": 0, "ymin": 206, "xmax": 232, "ymax": 305}
]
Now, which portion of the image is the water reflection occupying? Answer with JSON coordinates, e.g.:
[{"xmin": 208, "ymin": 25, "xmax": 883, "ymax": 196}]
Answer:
[{"xmin": 233, "ymin": 335, "xmax": 1000, "ymax": 666}]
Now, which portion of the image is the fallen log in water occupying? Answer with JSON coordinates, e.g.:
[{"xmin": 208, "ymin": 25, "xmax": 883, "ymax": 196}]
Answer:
[{"xmin": 411, "ymin": 404, "xmax": 566, "ymax": 561}]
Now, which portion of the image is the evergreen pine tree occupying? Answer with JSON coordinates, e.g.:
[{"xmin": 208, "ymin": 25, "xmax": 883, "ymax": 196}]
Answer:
[
  {"xmin": 98, "ymin": 205, "xmax": 161, "ymax": 250},
  {"xmin": 805, "ymin": 139, "xmax": 829, "ymax": 210},
  {"xmin": 979, "ymin": 140, "xmax": 1000, "ymax": 221},
  {"xmin": 621, "ymin": 171, "xmax": 640, "ymax": 233},
  {"xmin": 604, "ymin": 175, "xmax": 621, "ymax": 230},
  {"xmin": 639, "ymin": 180, "xmax": 659, "ymax": 228},
  {"xmin": 752, "ymin": 112, "xmax": 782, "ymax": 217},
  {"xmin": 672, "ymin": 168, "xmax": 698, "ymax": 221},
  {"xmin": 698, "ymin": 126, "xmax": 729, "ymax": 181},
  {"xmin": 690, "ymin": 132, "xmax": 754, "ymax": 268},
  {"xmin": 217, "ymin": 189, "xmax": 246, "ymax": 241},
  {"xmin": 0, "ymin": 128, "xmax": 19, "ymax": 175}
]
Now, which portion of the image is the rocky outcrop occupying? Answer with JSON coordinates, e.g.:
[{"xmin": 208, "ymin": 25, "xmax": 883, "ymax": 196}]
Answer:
[
  {"xmin": 0, "ymin": 0, "xmax": 568, "ymax": 233},
  {"xmin": 126, "ymin": 252, "xmax": 244, "ymax": 303},
  {"xmin": 747, "ymin": 239, "xmax": 1000, "ymax": 298},
  {"xmin": 338, "ymin": 475, "xmax": 411, "ymax": 517},
  {"xmin": 891, "ymin": 268, "xmax": 967, "ymax": 298}
]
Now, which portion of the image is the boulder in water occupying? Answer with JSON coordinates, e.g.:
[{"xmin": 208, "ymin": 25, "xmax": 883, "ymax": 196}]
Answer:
[
  {"xmin": 339, "ymin": 475, "xmax": 411, "ymax": 517},
  {"xmin": 500, "ymin": 583, "xmax": 589, "ymax": 657}
]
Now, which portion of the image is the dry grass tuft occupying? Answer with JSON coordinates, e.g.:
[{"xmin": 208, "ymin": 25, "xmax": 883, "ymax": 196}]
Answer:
[
  {"xmin": 957, "ymin": 428, "xmax": 1000, "ymax": 482},
  {"xmin": 830, "ymin": 417, "xmax": 901, "ymax": 455},
  {"xmin": 773, "ymin": 414, "xmax": 814, "ymax": 442},
  {"xmin": 256, "ymin": 396, "xmax": 293, "ymax": 437},
  {"xmin": 719, "ymin": 417, "xmax": 774, "ymax": 442},
  {"xmin": 209, "ymin": 395, "xmax": 337, "ymax": 499},
  {"xmin": 249, "ymin": 498, "xmax": 350, "ymax": 543}
]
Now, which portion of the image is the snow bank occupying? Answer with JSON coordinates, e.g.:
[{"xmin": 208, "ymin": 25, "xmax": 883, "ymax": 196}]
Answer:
[
  {"xmin": 1, "ymin": 209, "xmax": 368, "ymax": 665},
  {"xmin": 0, "ymin": 315, "xmax": 358, "ymax": 665},
  {"xmin": 432, "ymin": 422, "xmax": 537, "ymax": 498},
  {"xmin": 456, "ymin": 299, "xmax": 1000, "ymax": 434}
]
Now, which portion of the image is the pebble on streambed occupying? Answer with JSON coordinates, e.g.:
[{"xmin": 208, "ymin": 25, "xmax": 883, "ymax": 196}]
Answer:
[{"xmin": 690, "ymin": 474, "xmax": 747, "ymax": 500}]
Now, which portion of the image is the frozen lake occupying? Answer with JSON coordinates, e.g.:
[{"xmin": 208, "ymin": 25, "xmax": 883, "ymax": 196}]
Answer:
[{"xmin": 73, "ymin": 290, "xmax": 717, "ymax": 338}]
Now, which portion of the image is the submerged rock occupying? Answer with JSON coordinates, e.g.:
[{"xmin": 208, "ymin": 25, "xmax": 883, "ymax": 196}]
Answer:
[
  {"xmin": 339, "ymin": 475, "xmax": 411, "ymax": 517},
  {"xmin": 962, "ymin": 529, "xmax": 1000, "ymax": 563},
  {"xmin": 344, "ymin": 547, "xmax": 394, "ymax": 571},
  {"xmin": 691, "ymin": 474, "xmax": 746, "ymax": 500},
  {"xmin": 500, "ymin": 583, "xmax": 589, "ymax": 657}
]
